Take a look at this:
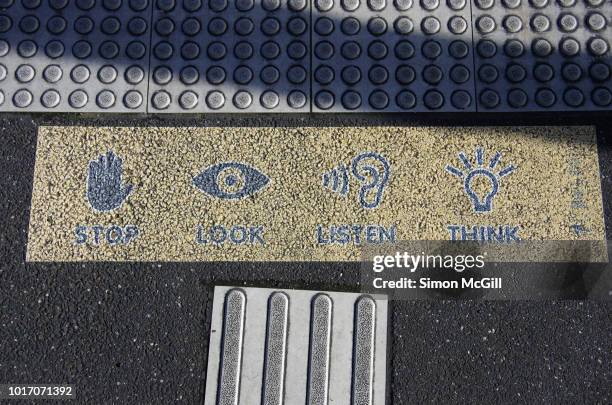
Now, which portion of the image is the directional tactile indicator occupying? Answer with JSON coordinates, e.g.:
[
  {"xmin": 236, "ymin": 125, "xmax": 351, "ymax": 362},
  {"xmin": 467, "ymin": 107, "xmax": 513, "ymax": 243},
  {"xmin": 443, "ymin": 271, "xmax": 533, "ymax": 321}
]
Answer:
[
  {"xmin": 473, "ymin": 0, "xmax": 612, "ymax": 111},
  {"xmin": 148, "ymin": 0, "xmax": 310, "ymax": 112},
  {"xmin": 203, "ymin": 286, "xmax": 388, "ymax": 405},
  {"xmin": 312, "ymin": 0, "xmax": 476, "ymax": 112},
  {"xmin": 0, "ymin": 0, "xmax": 151, "ymax": 112}
]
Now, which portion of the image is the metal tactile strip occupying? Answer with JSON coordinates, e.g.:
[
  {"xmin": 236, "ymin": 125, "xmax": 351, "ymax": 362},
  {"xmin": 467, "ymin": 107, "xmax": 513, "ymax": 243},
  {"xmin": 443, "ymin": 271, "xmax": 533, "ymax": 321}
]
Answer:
[
  {"xmin": 148, "ymin": 0, "xmax": 311, "ymax": 113},
  {"xmin": 0, "ymin": 0, "xmax": 151, "ymax": 112},
  {"xmin": 472, "ymin": 0, "xmax": 612, "ymax": 111},
  {"xmin": 262, "ymin": 292, "xmax": 289, "ymax": 405},
  {"xmin": 204, "ymin": 286, "xmax": 388, "ymax": 405},
  {"xmin": 216, "ymin": 289, "xmax": 246, "ymax": 405},
  {"xmin": 311, "ymin": 0, "xmax": 477, "ymax": 112}
]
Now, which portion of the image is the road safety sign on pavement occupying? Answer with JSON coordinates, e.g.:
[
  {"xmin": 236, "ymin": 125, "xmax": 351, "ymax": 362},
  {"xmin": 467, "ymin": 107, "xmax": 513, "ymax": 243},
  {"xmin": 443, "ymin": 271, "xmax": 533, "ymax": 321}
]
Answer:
[{"xmin": 27, "ymin": 125, "xmax": 605, "ymax": 261}]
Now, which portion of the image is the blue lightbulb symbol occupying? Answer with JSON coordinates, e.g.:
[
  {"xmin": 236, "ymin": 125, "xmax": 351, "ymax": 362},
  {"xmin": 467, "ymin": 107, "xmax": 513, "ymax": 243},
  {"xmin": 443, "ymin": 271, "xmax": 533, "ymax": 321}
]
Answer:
[
  {"xmin": 446, "ymin": 148, "xmax": 516, "ymax": 213},
  {"xmin": 464, "ymin": 168, "xmax": 499, "ymax": 212}
]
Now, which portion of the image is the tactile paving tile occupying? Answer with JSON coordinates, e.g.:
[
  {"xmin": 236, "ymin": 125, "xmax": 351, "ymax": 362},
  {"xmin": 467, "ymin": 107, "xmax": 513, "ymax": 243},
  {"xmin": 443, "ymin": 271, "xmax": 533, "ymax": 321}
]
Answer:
[
  {"xmin": 311, "ymin": 0, "xmax": 477, "ymax": 112},
  {"xmin": 203, "ymin": 286, "xmax": 388, "ymax": 405},
  {"xmin": 472, "ymin": 0, "xmax": 612, "ymax": 111},
  {"xmin": 148, "ymin": 0, "xmax": 310, "ymax": 113},
  {"xmin": 0, "ymin": 0, "xmax": 151, "ymax": 112},
  {"xmin": 1, "ymin": 0, "xmax": 611, "ymax": 114}
]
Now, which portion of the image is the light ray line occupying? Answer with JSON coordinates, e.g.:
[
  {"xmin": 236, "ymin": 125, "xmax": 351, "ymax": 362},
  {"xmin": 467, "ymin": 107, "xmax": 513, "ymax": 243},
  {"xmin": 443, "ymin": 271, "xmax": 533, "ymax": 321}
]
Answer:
[
  {"xmin": 476, "ymin": 148, "xmax": 484, "ymax": 166},
  {"xmin": 445, "ymin": 165, "xmax": 464, "ymax": 178},
  {"xmin": 458, "ymin": 152, "xmax": 471, "ymax": 170},
  {"xmin": 489, "ymin": 152, "xmax": 501, "ymax": 169},
  {"xmin": 499, "ymin": 165, "xmax": 516, "ymax": 177}
]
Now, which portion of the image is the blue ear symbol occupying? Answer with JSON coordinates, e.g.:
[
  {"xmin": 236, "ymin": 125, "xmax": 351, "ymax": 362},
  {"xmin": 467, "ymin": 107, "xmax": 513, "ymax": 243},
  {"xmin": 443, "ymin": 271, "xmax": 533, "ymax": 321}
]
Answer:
[
  {"xmin": 445, "ymin": 148, "xmax": 516, "ymax": 213},
  {"xmin": 193, "ymin": 162, "xmax": 269, "ymax": 200},
  {"xmin": 322, "ymin": 152, "xmax": 391, "ymax": 209},
  {"xmin": 351, "ymin": 152, "xmax": 391, "ymax": 209}
]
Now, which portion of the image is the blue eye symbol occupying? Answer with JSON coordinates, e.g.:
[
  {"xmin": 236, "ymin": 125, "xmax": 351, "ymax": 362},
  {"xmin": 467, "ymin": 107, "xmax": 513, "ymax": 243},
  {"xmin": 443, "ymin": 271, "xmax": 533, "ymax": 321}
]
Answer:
[{"xmin": 193, "ymin": 162, "xmax": 269, "ymax": 200}]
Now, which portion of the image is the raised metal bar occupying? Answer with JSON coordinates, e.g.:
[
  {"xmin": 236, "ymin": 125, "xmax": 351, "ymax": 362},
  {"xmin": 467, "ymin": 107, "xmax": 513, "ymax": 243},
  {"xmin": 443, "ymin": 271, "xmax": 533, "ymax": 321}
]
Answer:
[
  {"xmin": 351, "ymin": 295, "xmax": 376, "ymax": 405},
  {"xmin": 307, "ymin": 293, "xmax": 332, "ymax": 405},
  {"xmin": 217, "ymin": 288, "xmax": 247, "ymax": 405},
  {"xmin": 262, "ymin": 291, "xmax": 290, "ymax": 405}
]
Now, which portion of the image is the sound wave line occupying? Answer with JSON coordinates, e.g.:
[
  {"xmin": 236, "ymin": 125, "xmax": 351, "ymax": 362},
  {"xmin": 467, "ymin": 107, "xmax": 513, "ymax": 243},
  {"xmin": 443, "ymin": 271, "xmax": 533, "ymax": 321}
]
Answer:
[{"xmin": 322, "ymin": 164, "xmax": 349, "ymax": 196}]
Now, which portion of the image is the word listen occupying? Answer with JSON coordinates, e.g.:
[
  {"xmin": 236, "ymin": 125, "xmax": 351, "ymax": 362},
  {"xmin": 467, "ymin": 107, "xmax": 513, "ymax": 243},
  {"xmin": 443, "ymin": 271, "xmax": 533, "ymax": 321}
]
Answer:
[{"xmin": 317, "ymin": 224, "xmax": 397, "ymax": 245}]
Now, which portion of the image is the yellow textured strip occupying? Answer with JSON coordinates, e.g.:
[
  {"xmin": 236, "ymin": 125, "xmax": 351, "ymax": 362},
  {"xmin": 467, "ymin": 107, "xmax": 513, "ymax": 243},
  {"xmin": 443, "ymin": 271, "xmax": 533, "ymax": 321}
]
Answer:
[{"xmin": 27, "ymin": 126, "xmax": 605, "ymax": 262}]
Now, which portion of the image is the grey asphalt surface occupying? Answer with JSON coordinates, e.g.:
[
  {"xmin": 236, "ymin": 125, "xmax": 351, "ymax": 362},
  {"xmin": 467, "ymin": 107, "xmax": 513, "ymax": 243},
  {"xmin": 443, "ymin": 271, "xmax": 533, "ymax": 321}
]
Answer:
[{"xmin": 0, "ymin": 113, "xmax": 611, "ymax": 404}]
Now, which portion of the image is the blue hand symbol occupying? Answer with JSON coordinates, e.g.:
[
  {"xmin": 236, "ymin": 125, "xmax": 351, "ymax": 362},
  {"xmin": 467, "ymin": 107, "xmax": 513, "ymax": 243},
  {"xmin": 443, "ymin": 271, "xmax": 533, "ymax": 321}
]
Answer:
[{"xmin": 86, "ymin": 151, "xmax": 133, "ymax": 212}]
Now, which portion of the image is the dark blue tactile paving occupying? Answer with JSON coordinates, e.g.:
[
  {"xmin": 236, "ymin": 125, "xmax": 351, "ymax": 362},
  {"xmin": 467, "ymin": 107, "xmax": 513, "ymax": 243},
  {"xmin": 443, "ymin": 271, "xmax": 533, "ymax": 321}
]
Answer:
[
  {"xmin": 148, "ymin": 0, "xmax": 311, "ymax": 113},
  {"xmin": 0, "ymin": 0, "xmax": 611, "ymax": 113},
  {"xmin": 0, "ymin": 0, "xmax": 151, "ymax": 112},
  {"xmin": 311, "ymin": 0, "xmax": 477, "ymax": 112},
  {"xmin": 472, "ymin": 0, "xmax": 612, "ymax": 111}
]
